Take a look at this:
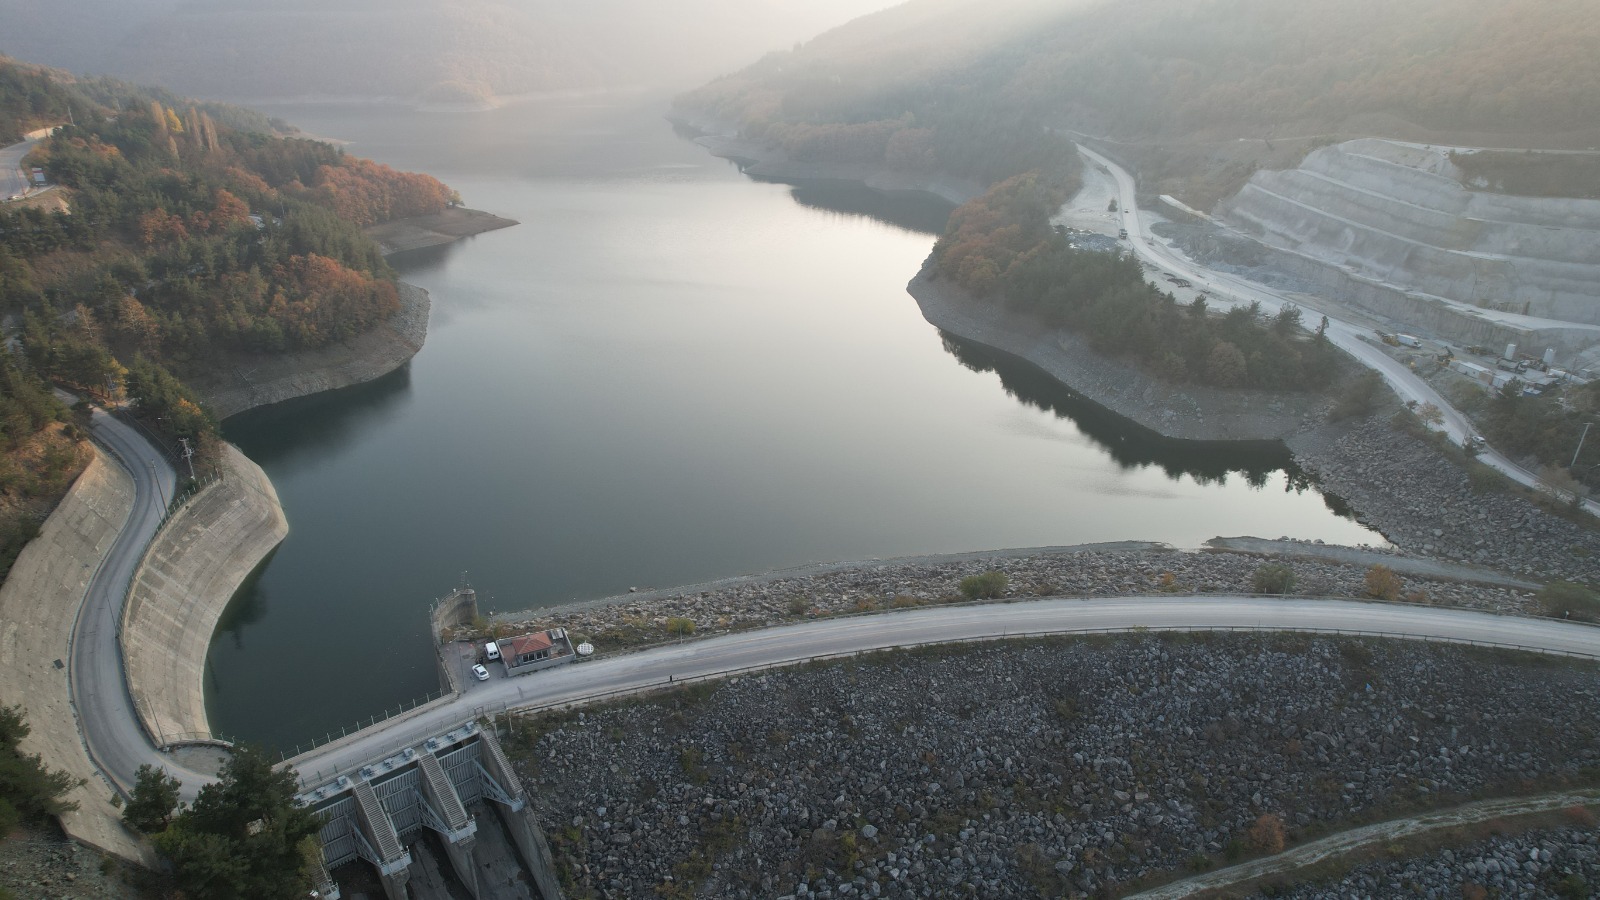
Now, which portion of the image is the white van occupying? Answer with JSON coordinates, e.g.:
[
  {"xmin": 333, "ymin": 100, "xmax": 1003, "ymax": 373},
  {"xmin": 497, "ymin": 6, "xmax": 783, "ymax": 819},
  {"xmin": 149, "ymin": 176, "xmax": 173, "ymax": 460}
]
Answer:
[{"xmin": 484, "ymin": 641, "xmax": 501, "ymax": 662}]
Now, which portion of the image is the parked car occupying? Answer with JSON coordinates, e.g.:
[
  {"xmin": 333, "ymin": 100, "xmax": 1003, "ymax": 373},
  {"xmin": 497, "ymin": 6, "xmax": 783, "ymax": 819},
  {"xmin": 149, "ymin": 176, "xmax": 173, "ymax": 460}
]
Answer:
[{"xmin": 472, "ymin": 664, "xmax": 490, "ymax": 681}]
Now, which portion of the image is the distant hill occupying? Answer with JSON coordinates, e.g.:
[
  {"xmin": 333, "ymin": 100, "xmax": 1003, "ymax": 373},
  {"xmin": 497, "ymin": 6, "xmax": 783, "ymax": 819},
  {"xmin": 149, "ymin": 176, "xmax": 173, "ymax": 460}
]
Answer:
[
  {"xmin": 679, "ymin": 0, "xmax": 1600, "ymax": 203},
  {"xmin": 0, "ymin": 0, "xmax": 900, "ymax": 103}
]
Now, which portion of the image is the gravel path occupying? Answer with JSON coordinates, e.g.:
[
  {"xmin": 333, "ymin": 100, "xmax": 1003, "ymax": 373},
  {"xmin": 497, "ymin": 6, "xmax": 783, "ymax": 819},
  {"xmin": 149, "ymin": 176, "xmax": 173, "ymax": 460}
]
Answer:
[
  {"xmin": 1255, "ymin": 822, "xmax": 1600, "ymax": 899},
  {"xmin": 1134, "ymin": 790, "xmax": 1600, "ymax": 898}
]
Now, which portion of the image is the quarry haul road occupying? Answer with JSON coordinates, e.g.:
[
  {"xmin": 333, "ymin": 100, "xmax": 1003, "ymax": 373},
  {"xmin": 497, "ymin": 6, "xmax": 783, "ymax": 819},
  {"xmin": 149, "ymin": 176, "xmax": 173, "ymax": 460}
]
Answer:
[
  {"xmin": 282, "ymin": 598, "xmax": 1600, "ymax": 790},
  {"xmin": 1076, "ymin": 144, "xmax": 1600, "ymax": 517}
]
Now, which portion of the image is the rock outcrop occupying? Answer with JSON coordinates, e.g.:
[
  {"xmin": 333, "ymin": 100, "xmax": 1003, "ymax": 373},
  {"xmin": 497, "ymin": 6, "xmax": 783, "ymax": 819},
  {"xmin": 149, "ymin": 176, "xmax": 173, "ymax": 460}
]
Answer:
[{"xmin": 1216, "ymin": 140, "xmax": 1600, "ymax": 328}]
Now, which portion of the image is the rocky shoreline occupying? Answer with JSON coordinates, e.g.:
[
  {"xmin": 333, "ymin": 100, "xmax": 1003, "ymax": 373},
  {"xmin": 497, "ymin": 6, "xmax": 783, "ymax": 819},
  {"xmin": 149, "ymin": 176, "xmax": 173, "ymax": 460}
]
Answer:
[
  {"xmin": 188, "ymin": 279, "xmax": 430, "ymax": 419},
  {"xmin": 510, "ymin": 633, "xmax": 1600, "ymax": 899},
  {"xmin": 191, "ymin": 207, "xmax": 517, "ymax": 420},
  {"xmin": 493, "ymin": 543, "xmax": 1537, "ymax": 654},
  {"xmin": 364, "ymin": 205, "xmax": 518, "ymax": 255},
  {"xmin": 906, "ymin": 263, "xmax": 1337, "ymax": 442}
]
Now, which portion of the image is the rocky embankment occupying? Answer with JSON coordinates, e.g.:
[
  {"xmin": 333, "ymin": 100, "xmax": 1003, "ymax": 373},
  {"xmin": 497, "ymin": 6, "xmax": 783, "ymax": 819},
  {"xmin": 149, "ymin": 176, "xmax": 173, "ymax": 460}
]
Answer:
[
  {"xmin": 511, "ymin": 634, "xmax": 1600, "ymax": 899},
  {"xmin": 1263, "ymin": 824, "xmax": 1599, "ymax": 899},
  {"xmin": 905, "ymin": 265, "xmax": 1339, "ymax": 442},
  {"xmin": 0, "ymin": 827, "xmax": 140, "ymax": 899},
  {"xmin": 1291, "ymin": 418, "xmax": 1600, "ymax": 581},
  {"xmin": 188, "ymin": 280, "xmax": 429, "ymax": 418},
  {"xmin": 497, "ymin": 545, "xmax": 1532, "ymax": 651}
]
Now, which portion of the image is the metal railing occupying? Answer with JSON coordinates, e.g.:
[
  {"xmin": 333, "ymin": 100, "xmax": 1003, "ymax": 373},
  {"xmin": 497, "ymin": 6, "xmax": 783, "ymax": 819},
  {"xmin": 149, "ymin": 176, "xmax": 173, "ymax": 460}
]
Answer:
[{"xmin": 280, "ymin": 687, "xmax": 457, "ymax": 765}]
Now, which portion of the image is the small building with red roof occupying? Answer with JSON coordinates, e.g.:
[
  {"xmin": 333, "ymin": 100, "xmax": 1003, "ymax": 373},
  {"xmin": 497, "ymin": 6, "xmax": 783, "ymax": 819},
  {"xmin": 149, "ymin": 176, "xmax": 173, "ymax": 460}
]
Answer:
[{"xmin": 494, "ymin": 627, "xmax": 575, "ymax": 676}]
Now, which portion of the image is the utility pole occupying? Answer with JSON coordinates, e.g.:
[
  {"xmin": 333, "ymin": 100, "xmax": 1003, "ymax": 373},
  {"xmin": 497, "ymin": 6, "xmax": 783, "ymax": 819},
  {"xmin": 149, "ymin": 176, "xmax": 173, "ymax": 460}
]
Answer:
[
  {"xmin": 178, "ymin": 438, "xmax": 196, "ymax": 480},
  {"xmin": 1574, "ymin": 423, "xmax": 1594, "ymax": 470}
]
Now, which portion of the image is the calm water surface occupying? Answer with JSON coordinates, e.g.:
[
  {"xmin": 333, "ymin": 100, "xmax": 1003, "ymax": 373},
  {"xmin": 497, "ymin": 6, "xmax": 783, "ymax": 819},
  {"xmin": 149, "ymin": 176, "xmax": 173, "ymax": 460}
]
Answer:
[{"xmin": 214, "ymin": 94, "xmax": 1379, "ymax": 749}]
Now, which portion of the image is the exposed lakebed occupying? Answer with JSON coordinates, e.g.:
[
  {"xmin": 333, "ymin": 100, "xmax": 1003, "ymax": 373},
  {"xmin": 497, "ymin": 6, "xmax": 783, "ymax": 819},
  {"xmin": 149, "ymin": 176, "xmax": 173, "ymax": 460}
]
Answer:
[{"xmin": 213, "ymin": 93, "xmax": 1379, "ymax": 750}]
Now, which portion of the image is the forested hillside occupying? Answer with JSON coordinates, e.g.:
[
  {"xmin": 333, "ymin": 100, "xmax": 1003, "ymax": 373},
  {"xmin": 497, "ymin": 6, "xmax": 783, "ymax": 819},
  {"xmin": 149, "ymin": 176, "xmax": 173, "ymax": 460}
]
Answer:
[
  {"xmin": 0, "ymin": 56, "xmax": 455, "ymax": 571},
  {"xmin": 933, "ymin": 174, "xmax": 1344, "ymax": 392},
  {"xmin": 679, "ymin": 0, "xmax": 1600, "ymax": 196}
]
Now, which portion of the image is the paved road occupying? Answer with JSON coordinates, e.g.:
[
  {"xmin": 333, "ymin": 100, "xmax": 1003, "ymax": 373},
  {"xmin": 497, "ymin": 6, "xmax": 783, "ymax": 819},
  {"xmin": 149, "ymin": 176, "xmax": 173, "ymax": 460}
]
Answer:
[
  {"xmin": 71, "ymin": 410, "xmax": 198, "ymax": 795},
  {"xmin": 283, "ymin": 597, "xmax": 1600, "ymax": 790},
  {"xmin": 1076, "ymin": 144, "xmax": 1600, "ymax": 517},
  {"xmin": 0, "ymin": 138, "xmax": 39, "ymax": 201}
]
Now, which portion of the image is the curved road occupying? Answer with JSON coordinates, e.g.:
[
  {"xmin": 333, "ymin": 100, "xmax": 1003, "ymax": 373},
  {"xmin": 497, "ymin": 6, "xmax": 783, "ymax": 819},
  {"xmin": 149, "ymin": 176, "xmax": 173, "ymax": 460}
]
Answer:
[
  {"xmin": 1076, "ymin": 144, "xmax": 1600, "ymax": 516},
  {"xmin": 1, "ymin": 137, "xmax": 40, "ymax": 201},
  {"xmin": 282, "ymin": 597, "xmax": 1600, "ymax": 790},
  {"xmin": 72, "ymin": 410, "xmax": 198, "ymax": 794}
]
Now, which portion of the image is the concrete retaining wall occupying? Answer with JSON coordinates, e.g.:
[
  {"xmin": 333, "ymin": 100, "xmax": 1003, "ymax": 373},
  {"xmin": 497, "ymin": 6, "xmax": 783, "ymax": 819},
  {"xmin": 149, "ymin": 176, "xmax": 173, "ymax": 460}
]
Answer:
[
  {"xmin": 121, "ymin": 443, "xmax": 287, "ymax": 745},
  {"xmin": 0, "ymin": 450, "xmax": 150, "ymax": 862}
]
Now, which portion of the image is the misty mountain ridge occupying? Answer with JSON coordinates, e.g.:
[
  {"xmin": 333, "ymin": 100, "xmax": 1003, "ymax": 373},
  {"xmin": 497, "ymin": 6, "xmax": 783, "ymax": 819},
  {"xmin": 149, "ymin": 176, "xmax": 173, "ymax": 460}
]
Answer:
[{"xmin": 0, "ymin": 0, "xmax": 899, "ymax": 104}]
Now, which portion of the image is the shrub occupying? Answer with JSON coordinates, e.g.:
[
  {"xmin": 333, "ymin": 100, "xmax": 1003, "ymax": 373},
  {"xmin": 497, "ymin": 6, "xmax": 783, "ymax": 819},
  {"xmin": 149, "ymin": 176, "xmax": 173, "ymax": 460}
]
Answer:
[
  {"xmin": 1329, "ymin": 371, "xmax": 1383, "ymax": 421},
  {"xmin": 1364, "ymin": 564, "xmax": 1402, "ymax": 601},
  {"xmin": 665, "ymin": 617, "xmax": 696, "ymax": 636},
  {"xmin": 1537, "ymin": 582, "xmax": 1600, "ymax": 622},
  {"xmin": 1247, "ymin": 813, "xmax": 1286, "ymax": 855},
  {"xmin": 1555, "ymin": 874, "xmax": 1589, "ymax": 900},
  {"xmin": 958, "ymin": 571, "xmax": 1009, "ymax": 601},
  {"xmin": 1252, "ymin": 563, "xmax": 1297, "ymax": 595}
]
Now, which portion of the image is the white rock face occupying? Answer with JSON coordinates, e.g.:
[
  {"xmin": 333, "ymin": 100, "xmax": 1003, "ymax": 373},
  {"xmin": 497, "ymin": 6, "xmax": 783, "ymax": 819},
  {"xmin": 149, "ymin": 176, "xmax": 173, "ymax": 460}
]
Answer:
[{"xmin": 1216, "ymin": 139, "xmax": 1600, "ymax": 325}]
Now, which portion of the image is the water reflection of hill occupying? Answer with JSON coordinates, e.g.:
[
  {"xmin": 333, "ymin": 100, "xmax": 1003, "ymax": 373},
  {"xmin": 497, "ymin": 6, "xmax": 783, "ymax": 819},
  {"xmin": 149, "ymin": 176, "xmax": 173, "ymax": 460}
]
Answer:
[
  {"xmin": 777, "ymin": 182, "xmax": 953, "ymax": 236},
  {"xmin": 940, "ymin": 332, "xmax": 1323, "ymax": 493},
  {"xmin": 221, "ymin": 364, "xmax": 413, "ymax": 469}
]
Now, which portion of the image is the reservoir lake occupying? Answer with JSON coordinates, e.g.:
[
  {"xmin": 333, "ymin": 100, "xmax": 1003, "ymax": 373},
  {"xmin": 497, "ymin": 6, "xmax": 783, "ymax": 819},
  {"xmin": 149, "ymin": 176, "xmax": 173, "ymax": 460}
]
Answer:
[{"xmin": 215, "ymin": 93, "xmax": 1380, "ymax": 750}]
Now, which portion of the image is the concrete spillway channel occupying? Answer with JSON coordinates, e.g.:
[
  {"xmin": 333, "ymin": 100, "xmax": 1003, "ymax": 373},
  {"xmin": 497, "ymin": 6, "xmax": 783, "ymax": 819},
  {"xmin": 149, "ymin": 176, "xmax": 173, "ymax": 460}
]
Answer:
[{"xmin": 298, "ymin": 722, "xmax": 565, "ymax": 899}]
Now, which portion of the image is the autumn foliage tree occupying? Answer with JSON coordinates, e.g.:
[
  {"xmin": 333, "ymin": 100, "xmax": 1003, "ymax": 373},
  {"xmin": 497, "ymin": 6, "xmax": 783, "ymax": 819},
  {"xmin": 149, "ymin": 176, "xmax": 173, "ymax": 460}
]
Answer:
[
  {"xmin": 932, "ymin": 175, "xmax": 1342, "ymax": 391},
  {"xmin": 295, "ymin": 156, "xmax": 454, "ymax": 226}
]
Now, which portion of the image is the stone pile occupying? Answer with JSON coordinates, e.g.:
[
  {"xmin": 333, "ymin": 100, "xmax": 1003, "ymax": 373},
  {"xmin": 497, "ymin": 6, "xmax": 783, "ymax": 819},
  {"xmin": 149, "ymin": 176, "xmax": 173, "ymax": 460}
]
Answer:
[
  {"xmin": 1293, "ymin": 419, "xmax": 1600, "ymax": 581},
  {"xmin": 0, "ymin": 828, "xmax": 136, "ymax": 899},
  {"xmin": 511, "ymin": 634, "xmax": 1600, "ymax": 899}
]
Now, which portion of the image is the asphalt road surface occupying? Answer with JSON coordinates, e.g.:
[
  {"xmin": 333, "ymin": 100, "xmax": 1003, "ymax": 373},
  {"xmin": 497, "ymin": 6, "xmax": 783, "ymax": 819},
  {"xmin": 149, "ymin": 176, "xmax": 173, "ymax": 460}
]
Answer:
[
  {"xmin": 1076, "ymin": 144, "xmax": 1599, "ymax": 517},
  {"xmin": 281, "ymin": 597, "xmax": 1600, "ymax": 791},
  {"xmin": 72, "ymin": 409, "xmax": 187, "ymax": 794},
  {"xmin": 0, "ymin": 138, "xmax": 38, "ymax": 201}
]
